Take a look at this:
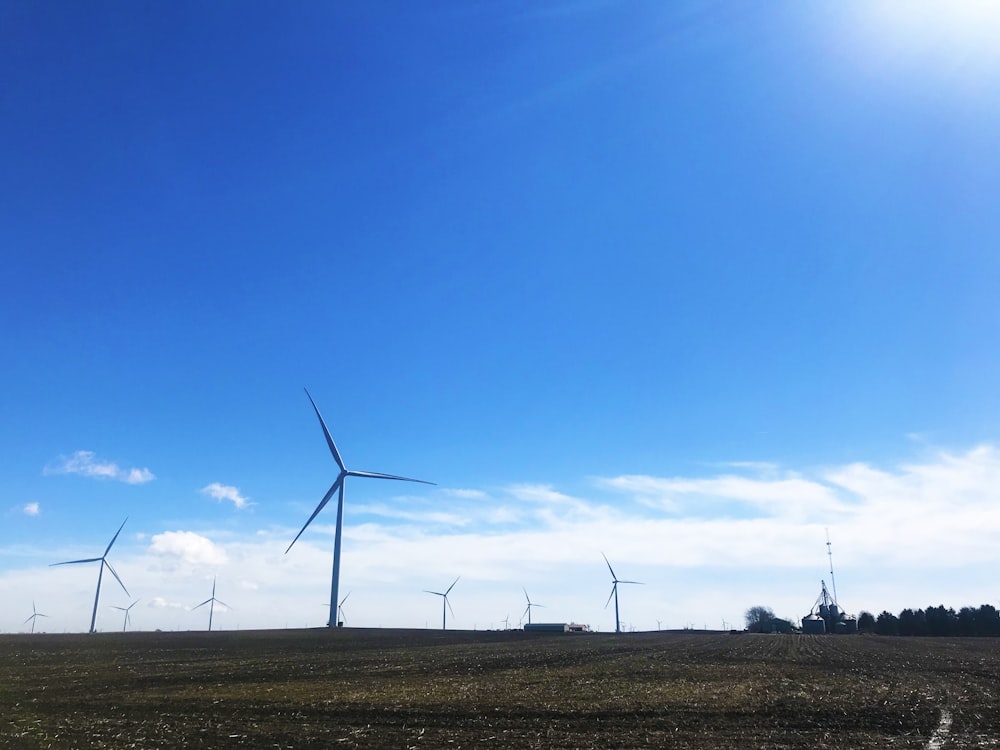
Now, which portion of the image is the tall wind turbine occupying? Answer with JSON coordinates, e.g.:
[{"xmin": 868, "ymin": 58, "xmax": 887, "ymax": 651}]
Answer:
[
  {"xmin": 522, "ymin": 587, "xmax": 544, "ymax": 625},
  {"xmin": 193, "ymin": 576, "xmax": 228, "ymax": 631},
  {"xmin": 602, "ymin": 553, "xmax": 642, "ymax": 634},
  {"xmin": 424, "ymin": 577, "xmax": 459, "ymax": 630},
  {"xmin": 111, "ymin": 599, "xmax": 140, "ymax": 632},
  {"xmin": 50, "ymin": 518, "xmax": 129, "ymax": 633},
  {"xmin": 287, "ymin": 388, "xmax": 435, "ymax": 629},
  {"xmin": 24, "ymin": 602, "xmax": 49, "ymax": 633}
]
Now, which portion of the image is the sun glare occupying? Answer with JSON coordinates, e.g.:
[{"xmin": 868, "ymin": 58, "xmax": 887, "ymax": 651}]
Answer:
[{"xmin": 866, "ymin": 0, "xmax": 1000, "ymax": 53}]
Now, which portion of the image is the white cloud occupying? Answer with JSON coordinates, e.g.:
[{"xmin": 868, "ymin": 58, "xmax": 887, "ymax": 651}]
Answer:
[
  {"xmin": 200, "ymin": 483, "xmax": 249, "ymax": 509},
  {"xmin": 23, "ymin": 502, "xmax": 40, "ymax": 516},
  {"xmin": 45, "ymin": 450, "xmax": 155, "ymax": 484},
  {"xmin": 149, "ymin": 531, "xmax": 228, "ymax": 566}
]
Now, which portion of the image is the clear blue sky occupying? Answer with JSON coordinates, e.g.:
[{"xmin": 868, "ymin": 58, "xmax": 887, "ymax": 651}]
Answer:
[{"xmin": 2, "ymin": 1, "xmax": 999, "ymax": 633}]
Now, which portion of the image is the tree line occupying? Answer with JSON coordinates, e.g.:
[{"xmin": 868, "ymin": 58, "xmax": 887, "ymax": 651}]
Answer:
[{"xmin": 858, "ymin": 604, "xmax": 1000, "ymax": 637}]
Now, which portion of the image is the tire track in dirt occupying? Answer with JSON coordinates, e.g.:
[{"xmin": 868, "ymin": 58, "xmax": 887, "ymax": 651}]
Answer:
[{"xmin": 926, "ymin": 708, "xmax": 951, "ymax": 749}]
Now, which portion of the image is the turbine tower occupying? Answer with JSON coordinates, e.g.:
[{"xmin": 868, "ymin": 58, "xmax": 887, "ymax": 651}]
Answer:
[
  {"xmin": 424, "ymin": 577, "xmax": 459, "ymax": 630},
  {"xmin": 602, "ymin": 553, "xmax": 642, "ymax": 634},
  {"xmin": 111, "ymin": 599, "xmax": 140, "ymax": 632},
  {"xmin": 50, "ymin": 517, "xmax": 129, "ymax": 633},
  {"xmin": 287, "ymin": 388, "xmax": 435, "ymax": 629},
  {"xmin": 193, "ymin": 576, "xmax": 228, "ymax": 631},
  {"xmin": 522, "ymin": 587, "xmax": 544, "ymax": 625},
  {"xmin": 24, "ymin": 602, "xmax": 49, "ymax": 634}
]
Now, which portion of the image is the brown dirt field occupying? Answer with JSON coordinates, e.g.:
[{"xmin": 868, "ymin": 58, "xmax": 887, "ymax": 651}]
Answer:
[{"xmin": 1, "ymin": 628, "xmax": 998, "ymax": 749}]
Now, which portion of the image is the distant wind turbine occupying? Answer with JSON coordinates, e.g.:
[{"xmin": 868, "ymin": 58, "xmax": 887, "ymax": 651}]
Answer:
[
  {"xmin": 50, "ymin": 518, "xmax": 129, "ymax": 633},
  {"xmin": 286, "ymin": 388, "xmax": 435, "ymax": 629},
  {"xmin": 24, "ymin": 602, "xmax": 49, "ymax": 634},
  {"xmin": 111, "ymin": 599, "xmax": 140, "ymax": 632},
  {"xmin": 602, "ymin": 553, "xmax": 642, "ymax": 634},
  {"xmin": 522, "ymin": 587, "xmax": 544, "ymax": 625},
  {"xmin": 337, "ymin": 591, "xmax": 351, "ymax": 626},
  {"xmin": 193, "ymin": 577, "xmax": 229, "ymax": 631},
  {"xmin": 424, "ymin": 577, "xmax": 459, "ymax": 630}
]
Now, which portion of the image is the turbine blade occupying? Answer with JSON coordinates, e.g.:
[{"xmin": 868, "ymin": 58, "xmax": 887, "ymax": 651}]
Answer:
[
  {"xmin": 305, "ymin": 389, "xmax": 347, "ymax": 472},
  {"xmin": 339, "ymin": 591, "xmax": 351, "ymax": 606},
  {"xmin": 620, "ymin": 580, "xmax": 643, "ymax": 585},
  {"xmin": 286, "ymin": 476, "xmax": 342, "ymax": 553},
  {"xmin": 424, "ymin": 590, "xmax": 443, "ymax": 596},
  {"xmin": 215, "ymin": 599, "xmax": 230, "ymax": 609},
  {"xmin": 103, "ymin": 517, "xmax": 128, "ymax": 556},
  {"xmin": 604, "ymin": 583, "xmax": 617, "ymax": 609},
  {"xmin": 193, "ymin": 599, "xmax": 211, "ymax": 609},
  {"xmin": 104, "ymin": 560, "xmax": 130, "ymax": 597},
  {"xmin": 348, "ymin": 470, "xmax": 435, "ymax": 485},
  {"xmin": 446, "ymin": 597, "xmax": 455, "ymax": 618},
  {"xmin": 50, "ymin": 557, "xmax": 101, "ymax": 566},
  {"xmin": 23, "ymin": 614, "xmax": 33, "ymax": 624},
  {"xmin": 445, "ymin": 576, "xmax": 459, "ymax": 595},
  {"xmin": 601, "ymin": 552, "xmax": 618, "ymax": 581}
]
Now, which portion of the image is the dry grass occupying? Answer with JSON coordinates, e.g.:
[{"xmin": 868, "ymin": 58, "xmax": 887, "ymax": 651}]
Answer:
[{"xmin": 2, "ymin": 628, "xmax": 998, "ymax": 748}]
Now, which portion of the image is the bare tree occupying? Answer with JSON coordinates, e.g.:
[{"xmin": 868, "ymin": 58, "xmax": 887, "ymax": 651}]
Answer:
[{"xmin": 744, "ymin": 605, "xmax": 776, "ymax": 633}]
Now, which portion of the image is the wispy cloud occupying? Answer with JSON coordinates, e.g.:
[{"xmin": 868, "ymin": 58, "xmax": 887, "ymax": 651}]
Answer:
[
  {"xmin": 149, "ymin": 531, "xmax": 228, "ymax": 566},
  {"xmin": 45, "ymin": 450, "xmax": 155, "ymax": 484},
  {"xmin": 200, "ymin": 483, "xmax": 249, "ymax": 510},
  {"xmin": 23, "ymin": 502, "xmax": 40, "ymax": 516}
]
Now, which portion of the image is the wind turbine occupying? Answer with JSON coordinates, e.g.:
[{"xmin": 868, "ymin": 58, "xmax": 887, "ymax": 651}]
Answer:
[
  {"xmin": 337, "ymin": 591, "xmax": 351, "ymax": 626},
  {"xmin": 522, "ymin": 587, "xmax": 544, "ymax": 625},
  {"xmin": 602, "ymin": 553, "xmax": 642, "ymax": 634},
  {"xmin": 193, "ymin": 577, "xmax": 229, "ymax": 631},
  {"xmin": 286, "ymin": 388, "xmax": 435, "ymax": 629},
  {"xmin": 50, "ymin": 517, "xmax": 129, "ymax": 633},
  {"xmin": 424, "ymin": 577, "xmax": 459, "ymax": 630},
  {"xmin": 24, "ymin": 602, "xmax": 49, "ymax": 633},
  {"xmin": 111, "ymin": 599, "xmax": 140, "ymax": 632}
]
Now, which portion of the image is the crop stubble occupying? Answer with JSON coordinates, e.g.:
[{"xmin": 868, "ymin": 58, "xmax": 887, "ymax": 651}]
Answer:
[{"xmin": 1, "ymin": 629, "xmax": 998, "ymax": 748}]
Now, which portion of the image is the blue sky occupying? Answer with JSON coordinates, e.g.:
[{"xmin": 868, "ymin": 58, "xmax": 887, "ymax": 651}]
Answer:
[{"xmin": 2, "ymin": 1, "xmax": 1000, "ymax": 633}]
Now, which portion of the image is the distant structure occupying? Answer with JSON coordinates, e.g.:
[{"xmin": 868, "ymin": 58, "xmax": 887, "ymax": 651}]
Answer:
[
  {"xmin": 286, "ymin": 389, "xmax": 435, "ymax": 629},
  {"xmin": 24, "ymin": 602, "xmax": 49, "ymax": 634},
  {"xmin": 802, "ymin": 532, "xmax": 858, "ymax": 634},
  {"xmin": 522, "ymin": 587, "xmax": 543, "ymax": 625},
  {"xmin": 524, "ymin": 622, "xmax": 592, "ymax": 633},
  {"xmin": 111, "ymin": 599, "xmax": 140, "ymax": 633},
  {"xmin": 193, "ymin": 577, "xmax": 229, "ymax": 632},
  {"xmin": 602, "ymin": 553, "xmax": 642, "ymax": 634},
  {"xmin": 424, "ymin": 577, "xmax": 459, "ymax": 630},
  {"xmin": 50, "ymin": 517, "xmax": 129, "ymax": 634}
]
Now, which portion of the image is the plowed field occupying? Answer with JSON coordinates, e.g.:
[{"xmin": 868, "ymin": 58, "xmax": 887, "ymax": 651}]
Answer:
[{"xmin": 2, "ymin": 629, "xmax": 998, "ymax": 748}]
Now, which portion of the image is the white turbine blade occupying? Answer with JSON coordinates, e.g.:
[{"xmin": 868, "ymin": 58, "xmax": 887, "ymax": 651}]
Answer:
[
  {"xmin": 286, "ymin": 475, "xmax": 343, "ymax": 553},
  {"xmin": 305, "ymin": 389, "xmax": 347, "ymax": 472},
  {"xmin": 604, "ymin": 584, "xmax": 617, "ymax": 609},
  {"xmin": 103, "ymin": 517, "xmax": 128, "ymax": 556},
  {"xmin": 446, "ymin": 596, "xmax": 455, "ymax": 618},
  {"xmin": 339, "ymin": 591, "xmax": 351, "ymax": 606},
  {"xmin": 38, "ymin": 613, "xmax": 49, "ymax": 618},
  {"xmin": 348, "ymin": 470, "xmax": 435, "ymax": 485},
  {"xmin": 522, "ymin": 604, "xmax": 530, "ymax": 618},
  {"xmin": 50, "ymin": 556, "xmax": 101, "ymax": 566},
  {"xmin": 424, "ymin": 590, "xmax": 444, "ymax": 596},
  {"xmin": 215, "ymin": 599, "xmax": 230, "ymax": 609},
  {"xmin": 193, "ymin": 599, "xmax": 211, "ymax": 610},
  {"xmin": 620, "ymin": 579, "xmax": 643, "ymax": 585},
  {"xmin": 104, "ymin": 560, "xmax": 129, "ymax": 597},
  {"xmin": 601, "ymin": 552, "xmax": 618, "ymax": 581},
  {"xmin": 445, "ymin": 577, "xmax": 460, "ymax": 595},
  {"xmin": 23, "ymin": 614, "xmax": 33, "ymax": 624}
]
